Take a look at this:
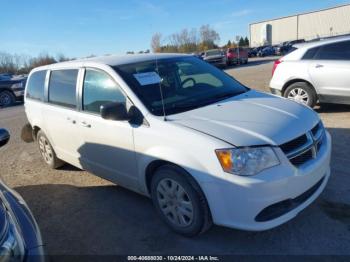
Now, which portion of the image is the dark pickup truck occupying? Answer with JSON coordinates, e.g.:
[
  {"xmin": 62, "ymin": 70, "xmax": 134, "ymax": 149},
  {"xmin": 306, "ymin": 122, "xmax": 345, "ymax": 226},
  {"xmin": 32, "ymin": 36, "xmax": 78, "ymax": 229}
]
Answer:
[{"xmin": 0, "ymin": 74, "xmax": 27, "ymax": 107}]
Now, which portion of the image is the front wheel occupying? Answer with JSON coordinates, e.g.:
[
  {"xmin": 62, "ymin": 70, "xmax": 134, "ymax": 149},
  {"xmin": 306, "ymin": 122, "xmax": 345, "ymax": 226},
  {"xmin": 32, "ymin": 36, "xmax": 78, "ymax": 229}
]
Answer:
[
  {"xmin": 284, "ymin": 82, "xmax": 317, "ymax": 108},
  {"xmin": 151, "ymin": 165, "xmax": 212, "ymax": 237},
  {"xmin": 0, "ymin": 90, "xmax": 15, "ymax": 107}
]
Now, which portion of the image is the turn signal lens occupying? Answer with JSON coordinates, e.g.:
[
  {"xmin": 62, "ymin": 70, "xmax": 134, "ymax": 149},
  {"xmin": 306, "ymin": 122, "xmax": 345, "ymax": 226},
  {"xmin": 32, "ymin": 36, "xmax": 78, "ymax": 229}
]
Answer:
[{"xmin": 215, "ymin": 150, "xmax": 233, "ymax": 171}]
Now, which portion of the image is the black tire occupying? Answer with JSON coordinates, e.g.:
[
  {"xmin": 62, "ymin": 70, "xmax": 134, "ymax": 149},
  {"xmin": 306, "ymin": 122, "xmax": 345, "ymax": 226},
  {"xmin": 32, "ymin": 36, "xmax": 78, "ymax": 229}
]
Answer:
[
  {"xmin": 37, "ymin": 130, "xmax": 64, "ymax": 169},
  {"xmin": 284, "ymin": 82, "xmax": 317, "ymax": 108},
  {"xmin": 150, "ymin": 165, "xmax": 212, "ymax": 237},
  {"xmin": 0, "ymin": 90, "xmax": 15, "ymax": 107}
]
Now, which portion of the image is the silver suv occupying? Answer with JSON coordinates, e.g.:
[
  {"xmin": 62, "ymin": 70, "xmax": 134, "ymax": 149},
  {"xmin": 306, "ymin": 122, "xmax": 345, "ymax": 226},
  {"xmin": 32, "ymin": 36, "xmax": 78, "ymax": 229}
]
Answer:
[{"xmin": 270, "ymin": 36, "xmax": 350, "ymax": 108}]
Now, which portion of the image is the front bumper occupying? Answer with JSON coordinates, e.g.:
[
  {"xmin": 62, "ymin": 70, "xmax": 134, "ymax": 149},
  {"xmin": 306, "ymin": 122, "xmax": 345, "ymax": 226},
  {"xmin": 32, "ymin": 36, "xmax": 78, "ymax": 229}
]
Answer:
[
  {"xmin": 13, "ymin": 90, "xmax": 25, "ymax": 100},
  {"xmin": 0, "ymin": 183, "xmax": 45, "ymax": 261},
  {"xmin": 205, "ymin": 59, "xmax": 226, "ymax": 66},
  {"xmin": 201, "ymin": 131, "xmax": 332, "ymax": 231}
]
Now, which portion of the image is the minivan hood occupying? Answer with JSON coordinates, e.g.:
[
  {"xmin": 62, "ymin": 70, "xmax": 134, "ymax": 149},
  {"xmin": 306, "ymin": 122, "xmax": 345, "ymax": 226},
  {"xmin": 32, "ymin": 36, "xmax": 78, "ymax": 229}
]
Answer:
[{"xmin": 168, "ymin": 90, "xmax": 319, "ymax": 147}]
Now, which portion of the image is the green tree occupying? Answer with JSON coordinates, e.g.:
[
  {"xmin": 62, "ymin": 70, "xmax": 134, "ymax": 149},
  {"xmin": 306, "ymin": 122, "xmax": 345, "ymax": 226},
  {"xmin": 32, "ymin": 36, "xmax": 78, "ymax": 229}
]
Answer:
[
  {"xmin": 244, "ymin": 37, "xmax": 249, "ymax": 47},
  {"xmin": 238, "ymin": 37, "xmax": 245, "ymax": 47},
  {"xmin": 227, "ymin": 40, "xmax": 232, "ymax": 48}
]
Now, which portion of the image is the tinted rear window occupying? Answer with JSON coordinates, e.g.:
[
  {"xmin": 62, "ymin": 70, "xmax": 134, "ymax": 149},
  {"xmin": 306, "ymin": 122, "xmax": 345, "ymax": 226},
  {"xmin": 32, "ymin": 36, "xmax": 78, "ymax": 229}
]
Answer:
[
  {"xmin": 26, "ymin": 70, "xmax": 47, "ymax": 101},
  {"xmin": 48, "ymin": 70, "xmax": 78, "ymax": 108},
  {"xmin": 315, "ymin": 41, "xmax": 350, "ymax": 60},
  {"xmin": 302, "ymin": 47, "xmax": 320, "ymax": 60}
]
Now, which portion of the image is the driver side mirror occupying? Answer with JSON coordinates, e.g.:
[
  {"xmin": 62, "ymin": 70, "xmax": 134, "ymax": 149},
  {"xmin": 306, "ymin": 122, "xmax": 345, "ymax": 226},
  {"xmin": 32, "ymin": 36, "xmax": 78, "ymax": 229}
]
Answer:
[
  {"xmin": 0, "ymin": 129, "xmax": 10, "ymax": 148},
  {"xmin": 100, "ymin": 102, "xmax": 130, "ymax": 121}
]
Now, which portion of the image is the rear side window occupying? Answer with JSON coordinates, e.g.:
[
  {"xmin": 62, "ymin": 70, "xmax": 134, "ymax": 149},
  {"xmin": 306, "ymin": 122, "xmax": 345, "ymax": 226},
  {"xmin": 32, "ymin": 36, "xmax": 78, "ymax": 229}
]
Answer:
[
  {"xmin": 26, "ymin": 70, "xmax": 46, "ymax": 101},
  {"xmin": 315, "ymin": 41, "xmax": 350, "ymax": 60},
  {"xmin": 82, "ymin": 69, "xmax": 126, "ymax": 114},
  {"xmin": 48, "ymin": 69, "xmax": 78, "ymax": 108},
  {"xmin": 302, "ymin": 47, "xmax": 320, "ymax": 60}
]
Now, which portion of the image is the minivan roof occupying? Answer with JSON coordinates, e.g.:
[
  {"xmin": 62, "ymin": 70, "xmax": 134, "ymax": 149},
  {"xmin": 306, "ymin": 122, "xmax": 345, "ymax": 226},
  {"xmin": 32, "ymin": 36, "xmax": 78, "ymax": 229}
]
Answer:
[{"xmin": 34, "ymin": 53, "xmax": 191, "ymax": 71}]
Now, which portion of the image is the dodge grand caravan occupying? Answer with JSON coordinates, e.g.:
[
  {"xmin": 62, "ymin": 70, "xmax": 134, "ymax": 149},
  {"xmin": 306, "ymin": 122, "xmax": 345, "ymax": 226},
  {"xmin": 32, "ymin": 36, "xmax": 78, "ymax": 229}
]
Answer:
[{"xmin": 24, "ymin": 54, "xmax": 331, "ymax": 236}]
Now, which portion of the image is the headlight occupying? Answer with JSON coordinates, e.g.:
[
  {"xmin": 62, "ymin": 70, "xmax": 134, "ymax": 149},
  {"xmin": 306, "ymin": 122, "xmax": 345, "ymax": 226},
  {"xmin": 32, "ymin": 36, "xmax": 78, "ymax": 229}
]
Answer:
[
  {"xmin": 216, "ymin": 147, "xmax": 280, "ymax": 176},
  {"xmin": 11, "ymin": 82, "xmax": 23, "ymax": 89}
]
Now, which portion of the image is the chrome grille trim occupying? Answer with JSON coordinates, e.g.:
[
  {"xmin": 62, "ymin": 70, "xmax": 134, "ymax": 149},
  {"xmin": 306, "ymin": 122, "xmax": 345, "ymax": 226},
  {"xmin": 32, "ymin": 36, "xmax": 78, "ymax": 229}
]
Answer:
[{"xmin": 280, "ymin": 122, "xmax": 325, "ymax": 166}]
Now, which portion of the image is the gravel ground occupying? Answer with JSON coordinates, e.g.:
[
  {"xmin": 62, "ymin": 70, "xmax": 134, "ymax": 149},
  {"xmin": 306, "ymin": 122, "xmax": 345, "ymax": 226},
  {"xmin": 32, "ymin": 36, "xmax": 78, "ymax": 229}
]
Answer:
[{"xmin": 0, "ymin": 57, "xmax": 349, "ymax": 255}]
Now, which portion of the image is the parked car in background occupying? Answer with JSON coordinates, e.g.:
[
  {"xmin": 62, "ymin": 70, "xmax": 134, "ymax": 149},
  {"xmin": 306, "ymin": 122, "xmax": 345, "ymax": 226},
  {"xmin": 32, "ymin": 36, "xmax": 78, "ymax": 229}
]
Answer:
[
  {"xmin": 202, "ymin": 49, "xmax": 227, "ymax": 67},
  {"xmin": 257, "ymin": 46, "xmax": 275, "ymax": 57},
  {"xmin": 270, "ymin": 36, "xmax": 350, "ymax": 107},
  {"xmin": 278, "ymin": 39, "xmax": 306, "ymax": 55},
  {"xmin": 0, "ymin": 73, "xmax": 13, "ymax": 80},
  {"xmin": 248, "ymin": 48, "xmax": 258, "ymax": 57},
  {"xmin": 0, "ymin": 128, "xmax": 44, "ymax": 260},
  {"xmin": 25, "ymin": 54, "xmax": 331, "ymax": 236},
  {"xmin": 0, "ymin": 75, "xmax": 27, "ymax": 107},
  {"xmin": 192, "ymin": 53, "xmax": 203, "ymax": 60},
  {"xmin": 226, "ymin": 48, "xmax": 248, "ymax": 65}
]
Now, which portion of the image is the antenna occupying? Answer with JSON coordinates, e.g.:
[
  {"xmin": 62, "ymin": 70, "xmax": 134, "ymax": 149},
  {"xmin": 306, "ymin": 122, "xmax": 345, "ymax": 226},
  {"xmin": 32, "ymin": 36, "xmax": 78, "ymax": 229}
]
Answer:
[{"xmin": 155, "ymin": 53, "xmax": 167, "ymax": 121}]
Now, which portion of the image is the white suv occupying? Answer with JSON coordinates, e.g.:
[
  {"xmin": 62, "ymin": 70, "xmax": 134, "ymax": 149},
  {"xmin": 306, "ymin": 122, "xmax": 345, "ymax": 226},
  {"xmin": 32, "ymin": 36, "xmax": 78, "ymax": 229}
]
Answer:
[
  {"xmin": 270, "ymin": 36, "xmax": 350, "ymax": 108},
  {"xmin": 25, "ymin": 54, "xmax": 331, "ymax": 236}
]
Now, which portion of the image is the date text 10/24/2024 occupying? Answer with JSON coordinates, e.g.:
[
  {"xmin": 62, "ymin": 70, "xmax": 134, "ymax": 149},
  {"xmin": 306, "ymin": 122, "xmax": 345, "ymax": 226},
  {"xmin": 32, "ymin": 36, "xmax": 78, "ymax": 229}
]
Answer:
[{"xmin": 127, "ymin": 256, "xmax": 220, "ymax": 261}]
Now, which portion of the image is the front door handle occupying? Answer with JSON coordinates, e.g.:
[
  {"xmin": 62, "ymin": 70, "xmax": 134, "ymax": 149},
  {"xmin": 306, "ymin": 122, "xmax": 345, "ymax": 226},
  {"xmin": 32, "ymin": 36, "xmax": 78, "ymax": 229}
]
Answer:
[
  {"xmin": 81, "ymin": 121, "xmax": 91, "ymax": 128},
  {"xmin": 315, "ymin": 64, "xmax": 324, "ymax": 68}
]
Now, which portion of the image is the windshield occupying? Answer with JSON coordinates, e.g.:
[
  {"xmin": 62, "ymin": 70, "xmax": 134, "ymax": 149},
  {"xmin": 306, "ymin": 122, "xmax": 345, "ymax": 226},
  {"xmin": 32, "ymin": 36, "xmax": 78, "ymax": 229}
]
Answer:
[
  {"xmin": 205, "ymin": 50, "xmax": 222, "ymax": 56},
  {"xmin": 114, "ymin": 56, "xmax": 247, "ymax": 116}
]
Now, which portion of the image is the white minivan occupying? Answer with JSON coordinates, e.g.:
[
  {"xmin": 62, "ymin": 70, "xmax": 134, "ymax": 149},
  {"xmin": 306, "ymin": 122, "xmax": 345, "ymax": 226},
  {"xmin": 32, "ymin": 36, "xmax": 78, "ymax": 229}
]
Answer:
[{"xmin": 25, "ymin": 54, "xmax": 331, "ymax": 236}]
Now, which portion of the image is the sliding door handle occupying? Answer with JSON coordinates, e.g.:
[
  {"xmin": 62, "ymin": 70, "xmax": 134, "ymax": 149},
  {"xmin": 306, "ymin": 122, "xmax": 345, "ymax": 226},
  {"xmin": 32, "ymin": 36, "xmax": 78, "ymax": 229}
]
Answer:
[{"xmin": 81, "ymin": 121, "xmax": 91, "ymax": 128}]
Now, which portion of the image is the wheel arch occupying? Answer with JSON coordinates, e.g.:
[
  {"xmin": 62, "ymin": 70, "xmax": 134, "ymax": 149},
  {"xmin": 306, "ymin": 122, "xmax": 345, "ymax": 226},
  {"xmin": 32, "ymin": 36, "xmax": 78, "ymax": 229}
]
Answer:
[
  {"xmin": 32, "ymin": 125, "xmax": 41, "ymax": 140},
  {"xmin": 0, "ymin": 88, "xmax": 15, "ymax": 94},
  {"xmin": 282, "ymin": 79, "xmax": 316, "ymax": 97}
]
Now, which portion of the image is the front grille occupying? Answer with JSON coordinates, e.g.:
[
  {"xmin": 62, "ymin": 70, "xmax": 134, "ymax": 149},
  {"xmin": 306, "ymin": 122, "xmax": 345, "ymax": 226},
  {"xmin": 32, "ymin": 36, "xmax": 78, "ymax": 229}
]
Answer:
[
  {"xmin": 280, "ymin": 122, "xmax": 325, "ymax": 167},
  {"xmin": 255, "ymin": 176, "xmax": 325, "ymax": 222},
  {"xmin": 290, "ymin": 149, "xmax": 313, "ymax": 166},
  {"xmin": 280, "ymin": 134, "xmax": 308, "ymax": 154}
]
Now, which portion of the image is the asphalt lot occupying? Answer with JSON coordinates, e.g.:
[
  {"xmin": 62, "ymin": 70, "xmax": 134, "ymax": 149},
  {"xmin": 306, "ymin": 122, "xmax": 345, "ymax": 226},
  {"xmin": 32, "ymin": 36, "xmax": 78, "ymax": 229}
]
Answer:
[{"xmin": 0, "ymin": 57, "xmax": 349, "ymax": 255}]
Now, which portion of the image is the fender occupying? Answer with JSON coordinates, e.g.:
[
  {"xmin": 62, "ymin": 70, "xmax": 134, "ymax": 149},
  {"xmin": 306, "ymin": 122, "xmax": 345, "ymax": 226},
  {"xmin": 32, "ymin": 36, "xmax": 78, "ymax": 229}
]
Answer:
[{"xmin": 137, "ymin": 146, "xmax": 217, "ymax": 195}]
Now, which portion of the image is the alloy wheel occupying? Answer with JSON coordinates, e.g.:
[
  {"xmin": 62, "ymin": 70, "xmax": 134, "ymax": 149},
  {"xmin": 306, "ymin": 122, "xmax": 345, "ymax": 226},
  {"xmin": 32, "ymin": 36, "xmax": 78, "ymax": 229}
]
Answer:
[
  {"xmin": 287, "ymin": 88, "xmax": 309, "ymax": 105},
  {"xmin": 0, "ymin": 92, "xmax": 13, "ymax": 107}
]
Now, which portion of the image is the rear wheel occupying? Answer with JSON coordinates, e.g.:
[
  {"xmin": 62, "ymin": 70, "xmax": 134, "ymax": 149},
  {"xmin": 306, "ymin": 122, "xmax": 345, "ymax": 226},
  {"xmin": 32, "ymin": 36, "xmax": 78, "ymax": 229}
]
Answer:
[
  {"xmin": 0, "ymin": 90, "xmax": 15, "ymax": 107},
  {"xmin": 151, "ymin": 165, "xmax": 212, "ymax": 237},
  {"xmin": 37, "ymin": 130, "xmax": 64, "ymax": 169},
  {"xmin": 284, "ymin": 82, "xmax": 317, "ymax": 108}
]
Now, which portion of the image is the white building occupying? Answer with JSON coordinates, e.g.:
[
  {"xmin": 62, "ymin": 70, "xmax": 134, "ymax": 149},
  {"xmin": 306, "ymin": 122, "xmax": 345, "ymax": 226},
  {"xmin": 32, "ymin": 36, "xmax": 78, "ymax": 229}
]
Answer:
[{"xmin": 249, "ymin": 4, "xmax": 350, "ymax": 47}]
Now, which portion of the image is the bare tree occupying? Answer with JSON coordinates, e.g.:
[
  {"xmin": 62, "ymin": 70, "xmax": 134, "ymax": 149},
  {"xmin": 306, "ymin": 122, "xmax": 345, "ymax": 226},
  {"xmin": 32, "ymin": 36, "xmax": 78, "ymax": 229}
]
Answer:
[
  {"xmin": 56, "ymin": 53, "xmax": 70, "ymax": 62},
  {"xmin": 0, "ymin": 52, "xmax": 17, "ymax": 74},
  {"xmin": 151, "ymin": 33, "xmax": 162, "ymax": 53},
  {"xmin": 199, "ymin": 24, "xmax": 220, "ymax": 50}
]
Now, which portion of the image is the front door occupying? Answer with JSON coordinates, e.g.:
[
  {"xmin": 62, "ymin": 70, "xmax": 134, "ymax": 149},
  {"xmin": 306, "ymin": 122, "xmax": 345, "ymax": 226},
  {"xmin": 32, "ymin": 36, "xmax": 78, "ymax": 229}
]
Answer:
[{"xmin": 76, "ymin": 68, "xmax": 138, "ymax": 188}]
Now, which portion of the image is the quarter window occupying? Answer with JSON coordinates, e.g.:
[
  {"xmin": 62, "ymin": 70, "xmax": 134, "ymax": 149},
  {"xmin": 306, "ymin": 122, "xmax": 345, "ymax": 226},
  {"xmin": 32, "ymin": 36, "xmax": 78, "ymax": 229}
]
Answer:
[
  {"xmin": 302, "ymin": 47, "xmax": 320, "ymax": 60},
  {"xmin": 48, "ymin": 70, "xmax": 78, "ymax": 108},
  {"xmin": 26, "ymin": 70, "xmax": 47, "ymax": 101},
  {"xmin": 83, "ymin": 69, "xmax": 126, "ymax": 114}
]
